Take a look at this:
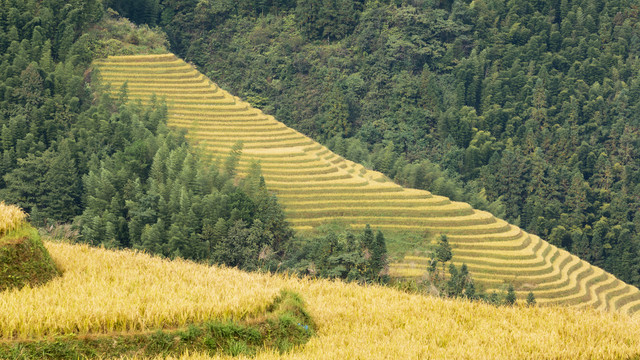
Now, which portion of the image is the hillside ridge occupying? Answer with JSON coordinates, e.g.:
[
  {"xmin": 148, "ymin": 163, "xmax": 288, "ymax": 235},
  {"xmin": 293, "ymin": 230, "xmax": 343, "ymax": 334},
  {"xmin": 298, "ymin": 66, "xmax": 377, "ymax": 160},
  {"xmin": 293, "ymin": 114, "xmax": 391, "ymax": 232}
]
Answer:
[{"xmin": 94, "ymin": 53, "xmax": 640, "ymax": 315}]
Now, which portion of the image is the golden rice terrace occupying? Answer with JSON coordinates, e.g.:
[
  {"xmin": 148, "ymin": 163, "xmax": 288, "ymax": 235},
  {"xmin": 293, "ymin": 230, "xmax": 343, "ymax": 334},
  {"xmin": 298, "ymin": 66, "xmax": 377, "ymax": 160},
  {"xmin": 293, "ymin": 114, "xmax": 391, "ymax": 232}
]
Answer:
[{"xmin": 94, "ymin": 54, "xmax": 640, "ymax": 316}]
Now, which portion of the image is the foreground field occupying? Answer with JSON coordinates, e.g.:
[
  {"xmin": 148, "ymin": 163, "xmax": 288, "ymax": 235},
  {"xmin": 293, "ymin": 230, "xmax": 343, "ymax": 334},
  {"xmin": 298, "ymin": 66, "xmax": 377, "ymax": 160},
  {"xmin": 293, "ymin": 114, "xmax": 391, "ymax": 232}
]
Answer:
[
  {"xmin": 1, "ymin": 241, "xmax": 638, "ymax": 359},
  {"xmin": 93, "ymin": 54, "xmax": 640, "ymax": 315}
]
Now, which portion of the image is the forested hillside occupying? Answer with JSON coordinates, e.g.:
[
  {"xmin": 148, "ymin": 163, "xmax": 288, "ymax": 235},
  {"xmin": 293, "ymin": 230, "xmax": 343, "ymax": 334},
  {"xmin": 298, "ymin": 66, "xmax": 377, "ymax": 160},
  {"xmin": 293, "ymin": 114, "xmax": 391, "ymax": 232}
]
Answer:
[
  {"xmin": 0, "ymin": 0, "xmax": 294, "ymax": 269},
  {"xmin": 106, "ymin": 0, "xmax": 640, "ymax": 287}
]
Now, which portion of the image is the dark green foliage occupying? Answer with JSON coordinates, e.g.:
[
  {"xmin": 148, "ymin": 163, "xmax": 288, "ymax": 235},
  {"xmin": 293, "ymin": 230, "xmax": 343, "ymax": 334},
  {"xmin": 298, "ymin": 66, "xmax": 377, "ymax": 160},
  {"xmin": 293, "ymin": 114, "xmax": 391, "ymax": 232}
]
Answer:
[
  {"xmin": 435, "ymin": 234, "xmax": 452, "ymax": 276},
  {"xmin": 361, "ymin": 224, "xmax": 374, "ymax": 250},
  {"xmin": 76, "ymin": 129, "xmax": 294, "ymax": 268},
  {"xmin": 435, "ymin": 234, "xmax": 452, "ymax": 264},
  {"xmin": 370, "ymin": 230, "xmax": 388, "ymax": 278},
  {"xmin": 526, "ymin": 291, "xmax": 536, "ymax": 307},
  {"xmin": 0, "ymin": 1, "xmax": 105, "ymax": 223},
  {"xmin": 505, "ymin": 284, "xmax": 517, "ymax": 306},
  {"xmin": 104, "ymin": 0, "xmax": 161, "ymax": 26},
  {"xmin": 0, "ymin": 290, "xmax": 314, "ymax": 359},
  {"xmin": 224, "ymin": 141, "xmax": 243, "ymax": 177},
  {"xmin": 0, "ymin": 225, "xmax": 60, "ymax": 291},
  {"xmin": 445, "ymin": 263, "xmax": 475, "ymax": 299},
  {"xmin": 0, "ymin": 2, "xmax": 294, "ymax": 274},
  {"xmin": 284, "ymin": 225, "xmax": 388, "ymax": 283},
  {"xmin": 295, "ymin": 0, "xmax": 358, "ymax": 41}
]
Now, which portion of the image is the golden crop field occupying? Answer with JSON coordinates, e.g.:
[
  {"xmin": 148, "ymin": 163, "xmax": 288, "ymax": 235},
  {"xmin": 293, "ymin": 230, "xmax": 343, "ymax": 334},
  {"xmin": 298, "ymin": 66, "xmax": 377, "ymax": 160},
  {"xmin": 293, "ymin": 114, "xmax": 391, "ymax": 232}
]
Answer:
[
  {"xmin": 0, "ymin": 202, "xmax": 27, "ymax": 236},
  {"xmin": 1, "ymin": 241, "xmax": 639, "ymax": 359},
  {"xmin": 93, "ymin": 54, "xmax": 640, "ymax": 316},
  {"xmin": 0, "ymin": 241, "xmax": 280, "ymax": 339}
]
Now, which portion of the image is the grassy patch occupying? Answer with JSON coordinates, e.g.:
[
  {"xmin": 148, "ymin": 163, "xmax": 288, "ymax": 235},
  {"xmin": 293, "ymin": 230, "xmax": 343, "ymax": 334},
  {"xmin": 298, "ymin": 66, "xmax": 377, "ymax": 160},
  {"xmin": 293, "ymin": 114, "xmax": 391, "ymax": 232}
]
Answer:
[
  {"xmin": 0, "ymin": 290, "xmax": 313, "ymax": 359},
  {"xmin": 0, "ymin": 225, "xmax": 60, "ymax": 292}
]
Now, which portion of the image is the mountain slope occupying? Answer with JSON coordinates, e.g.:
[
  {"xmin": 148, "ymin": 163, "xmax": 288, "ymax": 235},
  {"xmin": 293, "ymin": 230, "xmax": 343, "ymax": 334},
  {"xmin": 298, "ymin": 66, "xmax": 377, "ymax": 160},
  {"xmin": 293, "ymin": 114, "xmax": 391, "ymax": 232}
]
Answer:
[{"xmin": 94, "ymin": 54, "xmax": 640, "ymax": 315}]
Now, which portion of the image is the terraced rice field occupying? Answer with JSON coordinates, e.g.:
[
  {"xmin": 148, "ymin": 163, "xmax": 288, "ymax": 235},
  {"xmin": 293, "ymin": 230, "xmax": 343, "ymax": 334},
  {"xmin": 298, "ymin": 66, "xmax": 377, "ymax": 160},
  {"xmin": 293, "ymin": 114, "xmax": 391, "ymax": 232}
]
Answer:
[{"xmin": 94, "ymin": 54, "xmax": 640, "ymax": 316}]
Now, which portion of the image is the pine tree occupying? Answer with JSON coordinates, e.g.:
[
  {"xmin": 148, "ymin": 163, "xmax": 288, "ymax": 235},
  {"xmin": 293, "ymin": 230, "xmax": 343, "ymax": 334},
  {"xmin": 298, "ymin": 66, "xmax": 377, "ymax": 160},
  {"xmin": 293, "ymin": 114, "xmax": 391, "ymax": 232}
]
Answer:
[
  {"xmin": 56, "ymin": 23, "xmax": 75, "ymax": 61},
  {"xmin": 322, "ymin": 87, "xmax": 351, "ymax": 138},
  {"xmin": 241, "ymin": 160, "xmax": 265, "ymax": 200},
  {"xmin": 361, "ymin": 224, "xmax": 374, "ymax": 251},
  {"xmin": 458, "ymin": 263, "xmax": 469, "ymax": 296},
  {"xmin": 371, "ymin": 230, "xmax": 388, "ymax": 279},
  {"xmin": 224, "ymin": 141, "xmax": 243, "ymax": 177},
  {"xmin": 39, "ymin": 40, "xmax": 54, "ymax": 72},
  {"xmin": 505, "ymin": 284, "xmax": 517, "ymax": 306},
  {"xmin": 571, "ymin": 228, "xmax": 591, "ymax": 261},
  {"xmin": 141, "ymin": 219, "xmax": 166, "ymax": 255},
  {"xmin": 1, "ymin": 124, "xmax": 13, "ymax": 152},
  {"xmin": 464, "ymin": 279, "xmax": 476, "ymax": 300},
  {"xmin": 445, "ymin": 263, "xmax": 459, "ymax": 297},
  {"xmin": 526, "ymin": 291, "xmax": 536, "ymax": 306},
  {"xmin": 436, "ymin": 234, "xmax": 452, "ymax": 275},
  {"xmin": 42, "ymin": 140, "xmax": 81, "ymax": 222}
]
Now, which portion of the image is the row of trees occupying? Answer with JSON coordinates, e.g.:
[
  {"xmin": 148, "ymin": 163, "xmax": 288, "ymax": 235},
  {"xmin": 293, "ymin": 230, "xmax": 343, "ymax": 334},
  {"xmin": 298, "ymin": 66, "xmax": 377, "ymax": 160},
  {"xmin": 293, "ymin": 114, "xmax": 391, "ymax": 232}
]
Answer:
[{"xmin": 284, "ymin": 224, "xmax": 388, "ymax": 282}]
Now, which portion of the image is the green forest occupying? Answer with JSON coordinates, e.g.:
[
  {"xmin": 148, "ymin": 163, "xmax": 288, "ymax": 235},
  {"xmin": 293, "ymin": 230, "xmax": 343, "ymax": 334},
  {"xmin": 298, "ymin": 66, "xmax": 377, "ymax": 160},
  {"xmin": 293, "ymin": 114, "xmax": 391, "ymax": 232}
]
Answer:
[
  {"xmin": 1, "ymin": 0, "xmax": 640, "ymax": 291},
  {"xmin": 102, "ymin": 0, "xmax": 640, "ymax": 287}
]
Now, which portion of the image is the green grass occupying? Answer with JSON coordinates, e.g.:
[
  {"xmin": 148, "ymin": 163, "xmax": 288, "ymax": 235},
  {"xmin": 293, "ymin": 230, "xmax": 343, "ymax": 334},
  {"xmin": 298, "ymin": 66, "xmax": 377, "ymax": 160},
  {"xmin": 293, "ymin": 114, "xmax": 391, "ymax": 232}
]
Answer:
[
  {"xmin": 0, "ymin": 290, "xmax": 314, "ymax": 359},
  {"xmin": 0, "ymin": 225, "xmax": 60, "ymax": 292}
]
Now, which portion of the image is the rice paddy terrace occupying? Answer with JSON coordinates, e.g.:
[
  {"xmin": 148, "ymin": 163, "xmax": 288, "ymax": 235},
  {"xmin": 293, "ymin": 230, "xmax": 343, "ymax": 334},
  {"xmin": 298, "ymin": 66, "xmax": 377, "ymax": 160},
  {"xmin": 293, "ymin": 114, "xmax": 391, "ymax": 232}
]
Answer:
[{"xmin": 94, "ymin": 54, "xmax": 640, "ymax": 316}]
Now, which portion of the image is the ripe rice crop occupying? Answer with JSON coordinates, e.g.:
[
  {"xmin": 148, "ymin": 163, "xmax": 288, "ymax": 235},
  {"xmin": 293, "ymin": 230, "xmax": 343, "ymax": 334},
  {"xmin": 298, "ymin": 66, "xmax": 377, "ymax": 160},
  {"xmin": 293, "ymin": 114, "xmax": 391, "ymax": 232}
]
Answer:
[
  {"xmin": 0, "ymin": 242, "xmax": 281, "ymax": 339},
  {"xmin": 4, "ymin": 242, "xmax": 640, "ymax": 359},
  {"xmin": 0, "ymin": 202, "xmax": 27, "ymax": 236}
]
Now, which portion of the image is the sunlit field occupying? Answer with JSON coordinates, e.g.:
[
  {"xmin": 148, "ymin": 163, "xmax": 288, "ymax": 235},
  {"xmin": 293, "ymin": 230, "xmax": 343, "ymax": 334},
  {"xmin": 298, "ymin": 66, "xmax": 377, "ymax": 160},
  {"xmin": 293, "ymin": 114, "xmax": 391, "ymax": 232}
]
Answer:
[{"xmin": 1, "ymin": 241, "xmax": 638, "ymax": 359}]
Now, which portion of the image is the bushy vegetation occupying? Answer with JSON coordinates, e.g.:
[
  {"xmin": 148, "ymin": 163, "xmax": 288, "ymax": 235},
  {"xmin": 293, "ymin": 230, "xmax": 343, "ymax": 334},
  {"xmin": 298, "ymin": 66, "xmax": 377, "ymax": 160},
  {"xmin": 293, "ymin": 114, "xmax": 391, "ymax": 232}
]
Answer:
[
  {"xmin": 284, "ymin": 224, "xmax": 389, "ymax": 283},
  {"xmin": 87, "ymin": 8, "xmax": 170, "ymax": 58},
  {"xmin": 0, "ymin": 223, "xmax": 60, "ymax": 292},
  {"xmin": 135, "ymin": 0, "xmax": 640, "ymax": 288}
]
